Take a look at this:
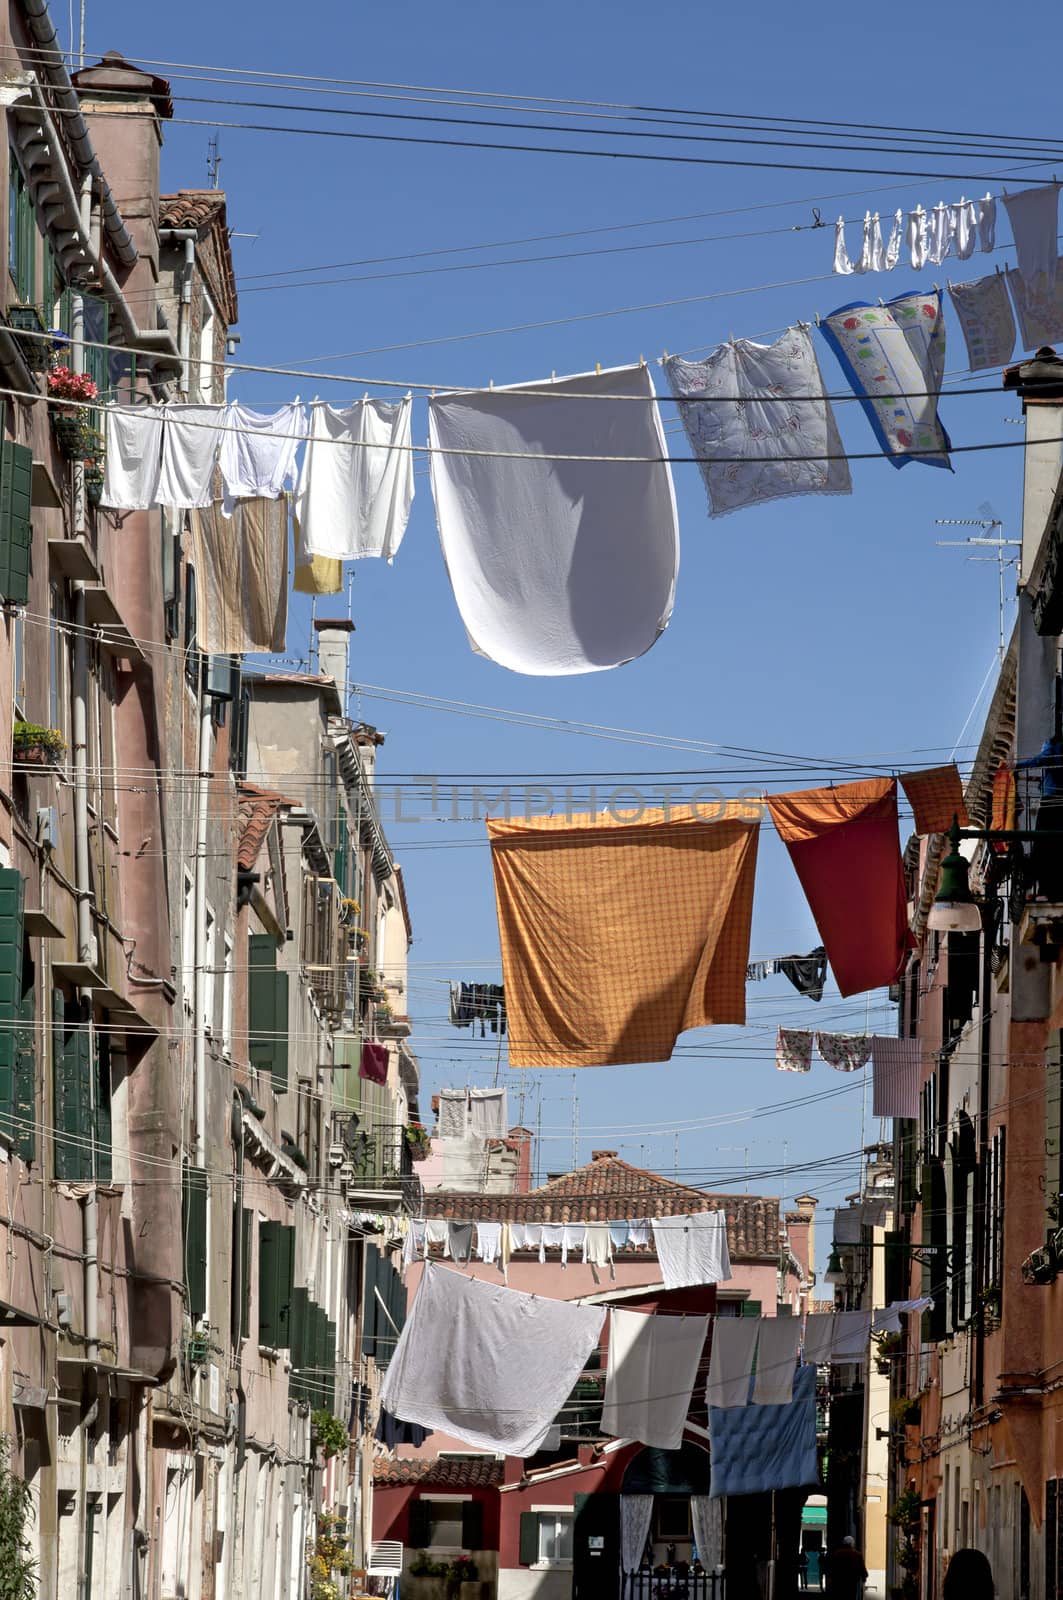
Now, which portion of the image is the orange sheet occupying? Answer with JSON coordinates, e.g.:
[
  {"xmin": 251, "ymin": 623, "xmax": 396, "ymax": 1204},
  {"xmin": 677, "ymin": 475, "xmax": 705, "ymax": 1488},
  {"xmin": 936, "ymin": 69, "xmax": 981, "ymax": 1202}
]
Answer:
[
  {"xmin": 487, "ymin": 804, "xmax": 759, "ymax": 1067},
  {"xmin": 767, "ymin": 778, "xmax": 911, "ymax": 999},
  {"xmin": 899, "ymin": 764, "xmax": 970, "ymax": 835}
]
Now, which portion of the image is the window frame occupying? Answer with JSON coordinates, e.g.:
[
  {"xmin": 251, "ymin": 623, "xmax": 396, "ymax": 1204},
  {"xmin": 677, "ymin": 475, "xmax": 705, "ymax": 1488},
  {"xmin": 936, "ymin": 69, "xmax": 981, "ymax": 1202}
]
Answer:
[
  {"xmin": 532, "ymin": 1510, "xmax": 574, "ymax": 1569},
  {"xmin": 8, "ymin": 154, "xmax": 36, "ymax": 306}
]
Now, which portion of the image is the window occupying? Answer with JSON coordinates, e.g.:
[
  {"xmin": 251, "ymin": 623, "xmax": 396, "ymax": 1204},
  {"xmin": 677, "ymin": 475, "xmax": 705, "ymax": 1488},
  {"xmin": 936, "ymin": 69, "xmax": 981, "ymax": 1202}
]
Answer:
[
  {"xmin": 198, "ymin": 290, "xmax": 217, "ymax": 401},
  {"xmin": 48, "ymin": 584, "xmax": 67, "ymax": 740},
  {"xmin": 409, "ymin": 1499, "xmax": 484, "ymax": 1553},
  {"xmin": 257, "ymin": 1218, "xmax": 295, "ymax": 1349},
  {"xmin": 182, "ymin": 1161, "xmax": 208, "ymax": 1321},
  {"xmin": 0, "ymin": 435, "xmax": 32, "ymax": 607},
  {"xmin": 655, "ymin": 1498, "xmax": 691, "ymax": 1541},
  {"xmin": 221, "ymin": 935, "xmax": 234, "ymax": 1057},
  {"xmin": 8, "ymin": 155, "xmax": 35, "ymax": 305},
  {"xmin": 517, "ymin": 1511, "xmax": 573, "ymax": 1567},
  {"xmin": 248, "ymin": 933, "xmax": 289, "ymax": 1093},
  {"xmin": 0, "ymin": 870, "xmax": 35, "ymax": 1162},
  {"xmin": 181, "ymin": 872, "xmax": 194, "ymax": 1012},
  {"xmin": 202, "ymin": 906, "xmax": 216, "ymax": 1036},
  {"xmin": 184, "ymin": 563, "xmax": 201, "ymax": 692},
  {"xmin": 52, "ymin": 992, "xmax": 109, "ymax": 1181}
]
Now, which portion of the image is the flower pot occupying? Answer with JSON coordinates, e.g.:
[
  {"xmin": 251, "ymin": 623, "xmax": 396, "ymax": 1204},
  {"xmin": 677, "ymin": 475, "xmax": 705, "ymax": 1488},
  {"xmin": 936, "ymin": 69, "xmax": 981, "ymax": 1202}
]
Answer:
[
  {"xmin": 13, "ymin": 744, "xmax": 60, "ymax": 769},
  {"xmin": 52, "ymin": 414, "xmax": 90, "ymax": 460},
  {"xmin": 85, "ymin": 473, "xmax": 104, "ymax": 508}
]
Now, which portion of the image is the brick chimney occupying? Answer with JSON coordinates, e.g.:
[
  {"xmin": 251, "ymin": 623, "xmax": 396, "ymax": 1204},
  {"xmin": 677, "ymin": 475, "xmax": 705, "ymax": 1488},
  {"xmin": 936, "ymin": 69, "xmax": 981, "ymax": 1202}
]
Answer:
[
  {"xmin": 1003, "ymin": 345, "xmax": 1063, "ymax": 583},
  {"xmin": 73, "ymin": 53, "xmax": 174, "ymax": 282},
  {"xmin": 784, "ymin": 1192, "xmax": 818, "ymax": 1286},
  {"xmin": 591, "ymin": 1149, "xmax": 618, "ymax": 1161},
  {"xmin": 313, "ymin": 617, "xmax": 355, "ymax": 696}
]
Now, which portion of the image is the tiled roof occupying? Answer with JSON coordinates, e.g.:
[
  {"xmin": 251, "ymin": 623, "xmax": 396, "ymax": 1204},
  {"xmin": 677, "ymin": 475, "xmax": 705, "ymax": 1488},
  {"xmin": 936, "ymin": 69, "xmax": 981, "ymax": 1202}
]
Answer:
[
  {"xmin": 373, "ymin": 1457, "xmax": 504, "ymax": 1488},
  {"xmin": 421, "ymin": 1154, "xmax": 781, "ymax": 1260},
  {"xmin": 236, "ymin": 783, "xmax": 297, "ymax": 871}
]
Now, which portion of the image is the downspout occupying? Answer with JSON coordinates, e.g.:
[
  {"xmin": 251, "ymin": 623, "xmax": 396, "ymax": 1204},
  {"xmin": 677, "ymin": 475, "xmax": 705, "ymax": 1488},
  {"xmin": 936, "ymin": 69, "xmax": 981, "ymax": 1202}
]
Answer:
[
  {"xmin": 158, "ymin": 231, "xmax": 198, "ymax": 397},
  {"xmin": 973, "ymin": 891, "xmax": 994, "ymax": 1408},
  {"xmin": 193, "ymin": 675, "xmax": 212, "ymax": 1264}
]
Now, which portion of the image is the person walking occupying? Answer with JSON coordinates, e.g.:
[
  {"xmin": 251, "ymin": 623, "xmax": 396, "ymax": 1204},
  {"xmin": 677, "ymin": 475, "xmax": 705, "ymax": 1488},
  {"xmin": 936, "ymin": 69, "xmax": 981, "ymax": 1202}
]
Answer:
[
  {"xmin": 825, "ymin": 1536, "xmax": 867, "ymax": 1600},
  {"xmin": 943, "ymin": 1548, "xmax": 994, "ymax": 1599}
]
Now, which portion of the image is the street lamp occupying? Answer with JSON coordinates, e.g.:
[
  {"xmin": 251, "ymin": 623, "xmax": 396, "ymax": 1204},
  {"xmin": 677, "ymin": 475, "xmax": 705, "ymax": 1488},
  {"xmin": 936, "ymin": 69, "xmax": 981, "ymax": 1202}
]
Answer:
[
  {"xmin": 927, "ymin": 814, "xmax": 1044, "ymax": 932},
  {"xmin": 824, "ymin": 1248, "xmax": 847, "ymax": 1287}
]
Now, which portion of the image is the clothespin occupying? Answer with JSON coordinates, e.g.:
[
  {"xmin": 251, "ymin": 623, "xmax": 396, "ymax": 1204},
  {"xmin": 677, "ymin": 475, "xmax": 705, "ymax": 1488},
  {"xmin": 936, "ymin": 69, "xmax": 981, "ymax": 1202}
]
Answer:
[
  {"xmin": 662, "ymin": 349, "xmax": 670, "ymax": 361},
  {"xmin": 489, "ymin": 379, "xmax": 494, "ymax": 390},
  {"xmin": 814, "ymin": 310, "xmax": 821, "ymax": 326},
  {"xmin": 933, "ymin": 282, "xmax": 940, "ymax": 295},
  {"xmin": 639, "ymin": 354, "xmax": 645, "ymax": 368},
  {"xmin": 596, "ymin": 362, "xmax": 601, "ymax": 375}
]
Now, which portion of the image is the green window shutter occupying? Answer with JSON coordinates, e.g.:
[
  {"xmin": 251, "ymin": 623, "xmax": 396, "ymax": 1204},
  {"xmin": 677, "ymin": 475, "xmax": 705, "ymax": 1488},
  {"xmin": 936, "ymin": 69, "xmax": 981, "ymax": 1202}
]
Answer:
[
  {"xmin": 519, "ymin": 1512, "xmax": 539, "ymax": 1566},
  {"xmin": 258, "ymin": 1218, "xmax": 280, "ymax": 1346},
  {"xmin": 462, "ymin": 1502, "xmax": 484, "ymax": 1550},
  {"xmin": 289, "ymin": 1285, "xmax": 309, "ymax": 1399},
  {"xmin": 0, "ymin": 869, "xmax": 25, "ymax": 1147},
  {"xmin": 884, "ymin": 1230, "xmax": 906, "ymax": 1305},
  {"xmin": 94, "ymin": 1038, "xmax": 112, "ymax": 1183},
  {"xmin": 325, "ymin": 1318, "xmax": 337, "ymax": 1409},
  {"xmin": 0, "ymin": 440, "xmax": 33, "ymax": 607},
  {"xmin": 248, "ymin": 934, "xmax": 289, "ymax": 1093},
  {"xmin": 13, "ymin": 983, "xmax": 35, "ymax": 1163},
  {"xmin": 408, "ymin": 1499, "xmax": 431, "ymax": 1549},
  {"xmin": 334, "ymin": 808, "xmax": 349, "ymax": 894},
  {"xmin": 741, "ymin": 1299, "xmax": 762, "ymax": 1318},
  {"xmin": 239, "ymin": 1208, "xmax": 253, "ymax": 1341},
  {"xmin": 52, "ymin": 991, "xmax": 91, "ymax": 1181},
  {"xmin": 276, "ymin": 1224, "xmax": 295, "ymax": 1350},
  {"xmin": 362, "ymin": 1246, "xmax": 379, "ymax": 1360},
  {"xmin": 921, "ymin": 1160, "xmax": 947, "ymax": 1343},
  {"xmin": 182, "ymin": 1165, "xmax": 208, "ymax": 1320}
]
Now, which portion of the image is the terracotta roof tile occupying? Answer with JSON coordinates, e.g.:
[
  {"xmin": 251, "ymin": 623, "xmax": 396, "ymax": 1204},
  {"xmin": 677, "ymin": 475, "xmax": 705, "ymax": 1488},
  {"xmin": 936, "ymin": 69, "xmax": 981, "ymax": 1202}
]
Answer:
[
  {"xmin": 236, "ymin": 783, "xmax": 297, "ymax": 871},
  {"xmin": 160, "ymin": 190, "xmax": 228, "ymax": 229},
  {"xmin": 373, "ymin": 1457, "xmax": 504, "ymax": 1488},
  {"xmin": 421, "ymin": 1154, "xmax": 781, "ymax": 1260}
]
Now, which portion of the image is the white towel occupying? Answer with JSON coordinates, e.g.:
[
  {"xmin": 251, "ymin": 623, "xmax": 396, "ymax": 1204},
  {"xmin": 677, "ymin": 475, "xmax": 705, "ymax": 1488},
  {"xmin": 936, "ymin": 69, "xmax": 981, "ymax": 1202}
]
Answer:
[
  {"xmin": 628, "ymin": 1219, "xmax": 651, "ymax": 1248},
  {"xmin": 561, "ymin": 1223, "xmax": 586, "ymax": 1268},
  {"xmin": 101, "ymin": 405, "xmax": 164, "ymax": 509},
  {"xmin": 540, "ymin": 1223, "xmax": 564, "ymax": 1263},
  {"xmin": 509, "ymin": 1222, "xmax": 528, "ymax": 1250},
  {"xmin": 429, "ymin": 364, "xmax": 678, "ymax": 677},
  {"xmin": 584, "ymin": 1224, "xmax": 613, "ymax": 1268},
  {"xmin": 652, "ymin": 1212, "xmax": 731, "ymax": 1290},
  {"xmin": 1003, "ymin": 183, "xmax": 1061, "ymax": 287},
  {"xmin": 403, "ymin": 1219, "xmax": 426, "ymax": 1264},
  {"xmin": 469, "ymin": 1087, "xmax": 508, "ymax": 1140},
  {"xmin": 476, "ymin": 1221, "xmax": 502, "ymax": 1265},
  {"xmin": 801, "ymin": 1313, "xmax": 835, "ymax": 1365},
  {"xmin": 380, "ymin": 1261, "xmax": 605, "ymax": 1456},
  {"xmin": 830, "ymin": 1309, "xmax": 872, "ymax": 1362},
  {"xmin": 295, "ymin": 396, "xmax": 414, "ymax": 562},
  {"xmin": 219, "ymin": 400, "xmax": 306, "ymax": 515},
  {"xmin": 156, "ymin": 403, "xmax": 226, "ymax": 508},
  {"xmin": 425, "ymin": 1218, "xmax": 449, "ymax": 1254},
  {"xmin": 706, "ymin": 1317, "xmax": 758, "ymax": 1409},
  {"xmin": 522, "ymin": 1223, "xmax": 542, "ymax": 1254},
  {"xmin": 752, "ymin": 1317, "xmax": 800, "ymax": 1405},
  {"xmin": 602, "ymin": 1308, "xmax": 709, "ymax": 1449}
]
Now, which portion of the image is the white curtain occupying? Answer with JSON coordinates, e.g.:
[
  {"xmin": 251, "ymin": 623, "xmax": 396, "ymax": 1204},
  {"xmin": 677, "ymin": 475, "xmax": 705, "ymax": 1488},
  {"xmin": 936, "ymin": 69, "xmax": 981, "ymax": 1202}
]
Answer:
[
  {"xmin": 691, "ymin": 1496, "xmax": 724, "ymax": 1572},
  {"xmin": 620, "ymin": 1495, "xmax": 654, "ymax": 1574}
]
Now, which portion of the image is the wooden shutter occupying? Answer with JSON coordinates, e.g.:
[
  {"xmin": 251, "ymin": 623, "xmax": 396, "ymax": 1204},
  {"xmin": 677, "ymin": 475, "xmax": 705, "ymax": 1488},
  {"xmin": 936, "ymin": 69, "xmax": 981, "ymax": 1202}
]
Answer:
[
  {"xmin": 276, "ymin": 1224, "xmax": 295, "ymax": 1350},
  {"xmin": 289, "ymin": 1285, "xmax": 309, "ymax": 1401},
  {"xmin": 408, "ymin": 1499, "xmax": 432, "ymax": 1550},
  {"xmin": 0, "ymin": 441, "xmax": 33, "ymax": 607},
  {"xmin": 94, "ymin": 1036, "xmax": 112, "ymax": 1183},
  {"xmin": 248, "ymin": 934, "xmax": 289, "ymax": 1093},
  {"xmin": 519, "ymin": 1512, "xmax": 539, "ymax": 1566},
  {"xmin": 325, "ymin": 1317, "xmax": 337, "ymax": 1409},
  {"xmin": 182, "ymin": 1165, "xmax": 208, "ymax": 1320},
  {"xmin": 13, "ymin": 982, "xmax": 35, "ymax": 1163},
  {"xmin": 258, "ymin": 1219, "xmax": 281, "ymax": 1346},
  {"xmin": 921, "ymin": 1160, "xmax": 948, "ymax": 1342},
  {"xmin": 462, "ymin": 1501, "xmax": 484, "ymax": 1550},
  {"xmin": 741, "ymin": 1300, "xmax": 762, "ymax": 1318},
  {"xmin": 53, "ymin": 991, "xmax": 92, "ymax": 1182},
  {"xmin": 362, "ymin": 1246, "xmax": 379, "ymax": 1360},
  {"xmin": 334, "ymin": 808, "xmax": 349, "ymax": 894},
  {"xmin": 0, "ymin": 869, "xmax": 25, "ymax": 1146},
  {"xmin": 239, "ymin": 1208, "xmax": 253, "ymax": 1341}
]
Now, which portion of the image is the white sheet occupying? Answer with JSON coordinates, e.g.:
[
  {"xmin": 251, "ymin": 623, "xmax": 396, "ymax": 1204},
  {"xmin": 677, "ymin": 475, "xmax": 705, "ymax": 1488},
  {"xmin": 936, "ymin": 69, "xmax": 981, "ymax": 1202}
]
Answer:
[
  {"xmin": 801, "ymin": 1313, "xmax": 835, "ymax": 1365},
  {"xmin": 428, "ymin": 364, "xmax": 678, "ymax": 676},
  {"xmin": 380, "ymin": 1261, "xmax": 605, "ymax": 1456},
  {"xmin": 156, "ymin": 404, "xmax": 226, "ymax": 508},
  {"xmin": 830, "ymin": 1309, "xmax": 872, "ymax": 1362},
  {"xmin": 219, "ymin": 400, "xmax": 305, "ymax": 515},
  {"xmin": 295, "ymin": 396, "xmax": 414, "ymax": 561},
  {"xmin": 468, "ymin": 1087, "xmax": 507, "ymax": 1140},
  {"xmin": 602, "ymin": 1307, "xmax": 709, "ymax": 1449},
  {"xmin": 752, "ymin": 1317, "xmax": 800, "ymax": 1405},
  {"xmin": 101, "ymin": 405, "xmax": 164, "ymax": 509},
  {"xmin": 652, "ymin": 1211, "xmax": 731, "ymax": 1290}
]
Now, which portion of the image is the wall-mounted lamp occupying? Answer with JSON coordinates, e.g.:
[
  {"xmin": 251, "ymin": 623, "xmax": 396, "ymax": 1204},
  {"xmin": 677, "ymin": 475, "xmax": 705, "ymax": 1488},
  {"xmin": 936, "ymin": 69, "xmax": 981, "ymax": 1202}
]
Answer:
[{"xmin": 928, "ymin": 814, "xmax": 1042, "ymax": 933}]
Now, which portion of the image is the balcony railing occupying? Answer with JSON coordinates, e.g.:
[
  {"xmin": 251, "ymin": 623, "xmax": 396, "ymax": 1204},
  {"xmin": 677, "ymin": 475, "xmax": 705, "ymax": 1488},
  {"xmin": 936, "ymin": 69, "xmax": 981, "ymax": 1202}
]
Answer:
[{"xmin": 624, "ymin": 1569, "xmax": 725, "ymax": 1600}]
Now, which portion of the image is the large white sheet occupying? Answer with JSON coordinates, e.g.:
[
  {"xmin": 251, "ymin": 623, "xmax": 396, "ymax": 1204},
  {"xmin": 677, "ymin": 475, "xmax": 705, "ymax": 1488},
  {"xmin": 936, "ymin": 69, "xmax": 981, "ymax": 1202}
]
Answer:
[
  {"xmin": 428, "ymin": 365, "xmax": 678, "ymax": 676},
  {"xmin": 380, "ymin": 1261, "xmax": 605, "ymax": 1456},
  {"xmin": 295, "ymin": 397, "xmax": 414, "ymax": 561},
  {"xmin": 651, "ymin": 1211, "xmax": 731, "ymax": 1290},
  {"xmin": 602, "ymin": 1307, "xmax": 709, "ymax": 1449}
]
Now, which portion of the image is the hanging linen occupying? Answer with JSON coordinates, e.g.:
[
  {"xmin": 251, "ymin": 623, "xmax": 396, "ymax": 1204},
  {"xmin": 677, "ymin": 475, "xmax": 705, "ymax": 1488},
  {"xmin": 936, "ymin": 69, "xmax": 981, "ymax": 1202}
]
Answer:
[
  {"xmin": 652, "ymin": 1211, "xmax": 731, "ymax": 1290},
  {"xmin": 926, "ymin": 202, "xmax": 953, "ymax": 266},
  {"xmin": 219, "ymin": 400, "xmax": 306, "ymax": 516},
  {"xmin": 882, "ymin": 211, "xmax": 903, "ymax": 271},
  {"xmin": 899, "ymin": 764, "xmax": 970, "ymax": 834},
  {"xmin": 691, "ymin": 1497, "xmax": 724, "ymax": 1573},
  {"xmin": 664, "ymin": 326, "xmax": 851, "ymax": 518},
  {"xmin": 1006, "ymin": 263, "xmax": 1063, "ymax": 351},
  {"xmin": 424, "ymin": 1218, "xmax": 450, "ymax": 1253},
  {"xmin": 820, "ymin": 290, "xmax": 952, "ymax": 469},
  {"xmin": 522, "ymin": 1222, "xmax": 543, "ymax": 1254},
  {"xmin": 438, "ymin": 1088, "xmax": 469, "ymax": 1141},
  {"xmin": 778, "ymin": 947, "xmax": 828, "ymax": 1002},
  {"xmin": 292, "ymin": 492, "xmax": 343, "ymax": 596},
  {"xmin": 499, "ymin": 1222, "xmax": 512, "ymax": 1280},
  {"xmin": 706, "ymin": 1316, "xmax": 759, "ymax": 1409},
  {"xmin": 767, "ymin": 778, "xmax": 911, "ymax": 998},
  {"xmin": 156, "ymin": 403, "xmax": 226, "ymax": 508},
  {"xmin": 873, "ymin": 1297, "xmax": 932, "ymax": 1335},
  {"xmin": 1002, "ymin": 184, "xmax": 1061, "ymax": 287},
  {"xmin": 359, "ymin": 1042, "xmax": 389, "ymax": 1084},
  {"xmin": 189, "ymin": 498, "xmax": 288, "ymax": 655},
  {"xmin": 448, "ymin": 1222, "xmax": 474, "ymax": 1264},
  {"xmin": 403, "ymin": 1219, "xmax": 426, "ymax": 1264},
  {"xmin": 584, "ymin": 1224, "xmax": 614, "ymax": 1282},
  {"xmin": 950, "ymin": 199, "xmax": 979, "ymax": 261},
  {"xmin": 801, "ymin": 1313, "xmax": 835, "ymax": 1366},
  {"xmin": 560, "ymin": 1224, "xmax": 586, "ymax": 1267},
  {"xmin": 708, "ymin": 1364, "xmax": 819, "ymax": 1498},
  {"xmin": 487, "ymin": 805, "xmax": 758, "ymax": 1066},
  {"xmin": 815, "ymin": 1033, "xmax": 871, "ymax": 1073},
  {"xmin": 752, "ymin": 1316, "xmax": 800, "ymax": 1406},
  {"xmin": 476, "ymin": 1222, "xmax": 502, "ymax": 1265},
  {"xmin": 294, "ymin": 396, "xmax": 414, "ymax": 562},
  {"xmin": 977, "ymin": 195, "xmax": 997, "ymax": 252},
  {"xmin": 101, "ymin": 404, "xmax": 164, "ymax": 509},
  {"xmin": 776, "ymin": 1028, "xmax": 814, "ymax": 1074},
  {"xmin": 830, "ymin": 1310, "xmax": 872, "ymax": 1362},
  {"xmin": 379, "ymin": 1261, "xmax": 606, "ymax": 1455},
  {"xmin": 609, "ymin": 1221, "xmax": 630, "ymax": 1252},
  {"xmin": 620, "ymin": 1497, "xmax": 655, "ymax": 1576},
  {"xmin": 871, "ymin": 1037, "xmax": 923, "ymax": 1119},
  {"xmin": 468, "ymin": 1088, "xmax": 508, "ymax": 1140},
  {"xmin": 602, "ymin": 1307, "xmax": 709, "ymax": 1449},
  {"xmin": 833, "ymin": 217, "xmax": 855, "ymax": 275},
  {"xmin": 628, "ymin": 1219, "xmax": 652, "ymax": 1248},
  {"xmin": 948, "ymin": 273, "xmax": 1017, "ymax": 373},
  {"xmin": 540, "ymin": 1223, "xmax": 564, "ymax": 1262},
  {"xmin": 428, "ymin": 364, "xmax": 678, "ymax": 676},
  {"xmin": 906, "ymin": 207, "xmax": 928, "ymax": 271}
]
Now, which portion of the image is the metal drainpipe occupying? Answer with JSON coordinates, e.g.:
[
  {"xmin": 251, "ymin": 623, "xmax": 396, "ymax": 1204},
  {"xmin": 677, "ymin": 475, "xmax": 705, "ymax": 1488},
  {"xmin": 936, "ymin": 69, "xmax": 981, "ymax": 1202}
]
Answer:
[
  {"xmin": 160, "ymin": 230, "xmax": 198, "ymax": 397},
  {"xmin": 193, "ymin": 678, "xmax": 211, "ymax": 1180}
]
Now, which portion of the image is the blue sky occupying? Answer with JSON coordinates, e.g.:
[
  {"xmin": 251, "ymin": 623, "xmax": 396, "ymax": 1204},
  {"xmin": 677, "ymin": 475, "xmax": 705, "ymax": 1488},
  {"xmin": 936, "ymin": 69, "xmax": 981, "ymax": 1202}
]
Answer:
[{"xmin": 86, "ymin": 1, "xmax": 1057, "ymax": 1245}]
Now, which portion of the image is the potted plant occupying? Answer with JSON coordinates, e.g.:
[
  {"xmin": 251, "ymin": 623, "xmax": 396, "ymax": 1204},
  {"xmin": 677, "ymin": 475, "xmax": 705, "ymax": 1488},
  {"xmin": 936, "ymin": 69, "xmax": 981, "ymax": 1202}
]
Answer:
[
  {"xmin": 874, "ymin": 1329, "xmax": 905, "ymax": 1375},
  {"xmin": 47, "ymin": 367, "xmax": 98, "ymax": 458},
  {"xmin": 404, "ymin": 1122, "xmax": 432, "ymax": 1163},
  {"xmin": 12, "ymin": 722, "xmax": 66, "ymax": 768},
  {"xmin": 309, "ymin": 1409, "xmax": 349, "ymax": 1460},
  {"xmin": 81, "ymin": 427, "xmax": 106, "ymax": 506},
  {"xmin": 890, "ymin": 1395, "xmax": 921, "ymax": 1428},
  {"xmin": 5, "ymin": 304, "xmax": 59, "ymax": 374}
]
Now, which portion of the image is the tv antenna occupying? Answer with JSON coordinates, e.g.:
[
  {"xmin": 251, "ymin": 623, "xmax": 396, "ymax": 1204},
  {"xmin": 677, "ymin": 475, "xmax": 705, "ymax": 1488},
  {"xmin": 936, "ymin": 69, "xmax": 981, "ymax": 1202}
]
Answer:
[
  {"xmin": 935, "ymin": 504, "xmax": 1019, "ymax": 664},
  {"xmin": 207, "ymin": 133, "xmax": 222, "ymax": 189}
]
